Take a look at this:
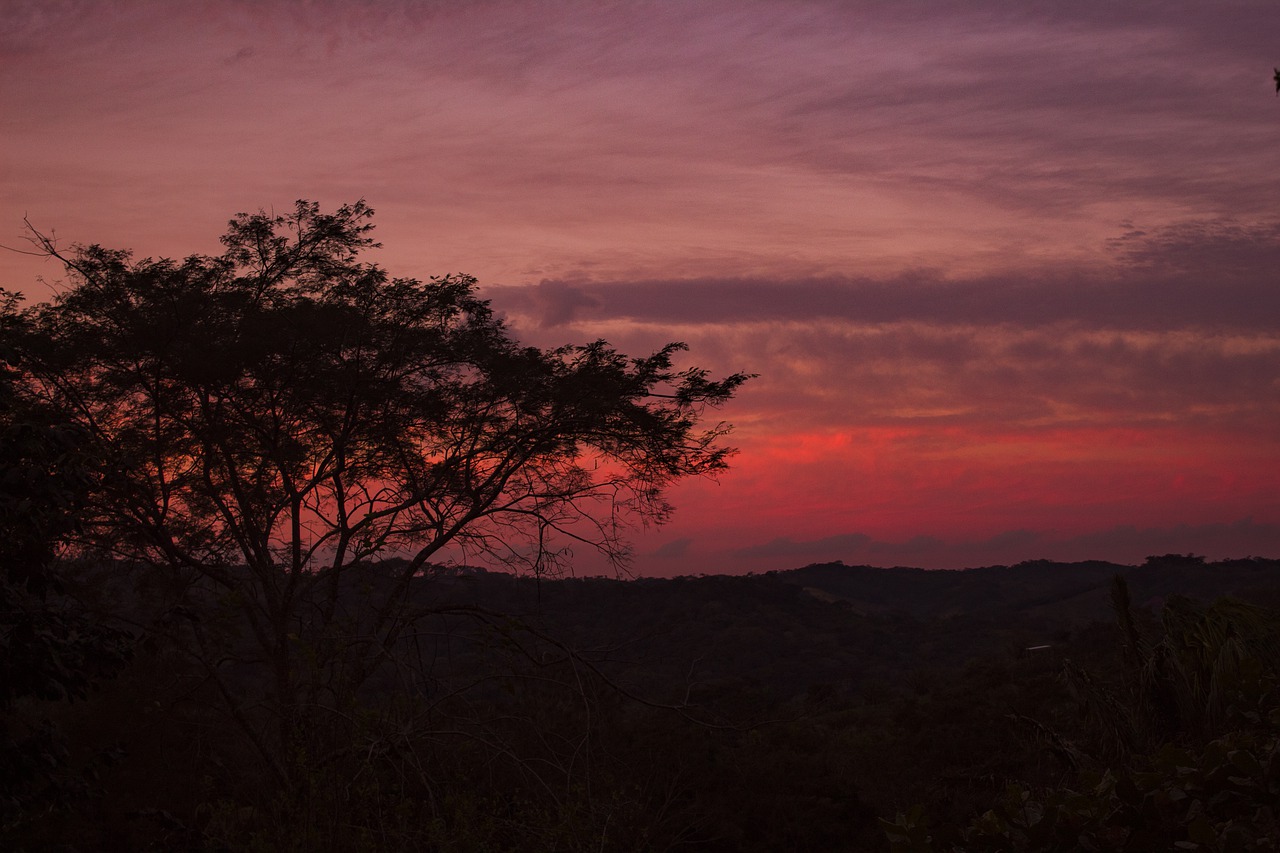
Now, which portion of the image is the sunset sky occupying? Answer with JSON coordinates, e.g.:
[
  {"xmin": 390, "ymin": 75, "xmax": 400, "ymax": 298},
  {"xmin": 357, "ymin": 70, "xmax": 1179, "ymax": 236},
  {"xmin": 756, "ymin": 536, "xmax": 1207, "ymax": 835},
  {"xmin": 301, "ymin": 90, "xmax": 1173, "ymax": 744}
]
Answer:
[{"xmin": 3, "ymin": 0, "xmax": 1279, "ymax": 574}]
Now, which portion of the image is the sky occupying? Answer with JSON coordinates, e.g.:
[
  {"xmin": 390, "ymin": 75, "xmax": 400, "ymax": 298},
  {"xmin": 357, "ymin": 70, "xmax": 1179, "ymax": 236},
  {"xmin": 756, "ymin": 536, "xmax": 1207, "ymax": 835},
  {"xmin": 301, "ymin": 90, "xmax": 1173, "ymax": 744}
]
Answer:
[{"xmin": 3, "ymin": 0, "xmax": 1279, "ymax": 574}]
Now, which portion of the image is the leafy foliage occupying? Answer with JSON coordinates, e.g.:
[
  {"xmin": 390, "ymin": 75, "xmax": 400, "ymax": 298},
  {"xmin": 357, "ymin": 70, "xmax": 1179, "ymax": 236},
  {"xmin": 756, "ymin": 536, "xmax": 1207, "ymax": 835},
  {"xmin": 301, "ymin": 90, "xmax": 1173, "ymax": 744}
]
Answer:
[
  {"xmin": 3, "ymin": 200, "xmax": 749, "ymax": 836},
  {"xmin": 0, "ymin": 321, "xmax": 132, "ymax": 842},
  {"xmin": 15, "ymin": 201, "xmax": 748, "ymax": 579},
  {"xmin": 885, "ymin": 579, "xmax": 1280, "ymax": 853}
]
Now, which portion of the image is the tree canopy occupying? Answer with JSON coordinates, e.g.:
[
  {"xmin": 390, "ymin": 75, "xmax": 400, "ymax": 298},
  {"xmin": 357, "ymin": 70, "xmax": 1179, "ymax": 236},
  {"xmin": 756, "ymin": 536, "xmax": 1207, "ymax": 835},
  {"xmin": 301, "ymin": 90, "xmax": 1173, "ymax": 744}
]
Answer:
[
  {"xmin": 3, "ymin": 199, "xmax": 749, "ymax": 790},
  {"xmin": 10, "ymin": 200, "xmax": 748, "ymax": 581}
]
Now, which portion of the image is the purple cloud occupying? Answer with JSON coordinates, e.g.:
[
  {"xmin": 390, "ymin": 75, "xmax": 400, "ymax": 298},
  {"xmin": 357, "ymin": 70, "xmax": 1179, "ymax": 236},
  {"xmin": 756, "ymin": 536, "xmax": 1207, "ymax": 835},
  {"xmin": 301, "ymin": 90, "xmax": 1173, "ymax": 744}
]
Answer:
[{"xmin": 485, "ymin": 216, "xmax": 1280, "ymax": 332}]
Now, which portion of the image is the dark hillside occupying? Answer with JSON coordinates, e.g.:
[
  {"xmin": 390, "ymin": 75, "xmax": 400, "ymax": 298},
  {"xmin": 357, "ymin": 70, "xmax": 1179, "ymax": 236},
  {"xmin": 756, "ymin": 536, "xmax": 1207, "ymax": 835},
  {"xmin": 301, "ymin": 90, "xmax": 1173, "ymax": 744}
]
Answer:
[
  {"xmin": 416, "ymin": 556, "xmax": 1280, "ymax": 704},
  {"xmin": 12, "ymin": 555, "xmax": 1280, "ymax": 851},
  {"xmin": 782, "ymin": 555, "xmax": 1280, "ymax": 624}
]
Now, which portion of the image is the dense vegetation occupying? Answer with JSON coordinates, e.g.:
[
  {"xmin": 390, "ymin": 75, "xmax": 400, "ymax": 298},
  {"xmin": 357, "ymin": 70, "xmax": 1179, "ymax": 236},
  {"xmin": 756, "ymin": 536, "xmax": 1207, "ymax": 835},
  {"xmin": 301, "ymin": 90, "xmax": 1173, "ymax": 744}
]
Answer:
[
  {"xmin": 4, "ymin": 553, "xmax": 1279, "ymax": 851},
  {"xmin": 2, "ymin": 200, "xmax": 746, "ymax": 851}
]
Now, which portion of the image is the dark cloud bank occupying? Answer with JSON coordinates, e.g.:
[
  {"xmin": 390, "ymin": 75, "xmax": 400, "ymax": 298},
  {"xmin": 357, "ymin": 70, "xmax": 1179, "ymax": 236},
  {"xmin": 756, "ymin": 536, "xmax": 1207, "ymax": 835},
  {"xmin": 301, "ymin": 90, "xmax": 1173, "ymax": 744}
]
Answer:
[{"xmin": 486, "ymin": 218, "xmax": 1280, "ymax": 332}]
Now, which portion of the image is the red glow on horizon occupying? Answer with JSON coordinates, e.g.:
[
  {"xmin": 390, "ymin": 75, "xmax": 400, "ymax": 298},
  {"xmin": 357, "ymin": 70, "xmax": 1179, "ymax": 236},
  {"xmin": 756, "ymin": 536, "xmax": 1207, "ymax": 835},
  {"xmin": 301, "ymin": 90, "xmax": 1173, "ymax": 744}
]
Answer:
[{"xmin": 658, "ymin": 423, "xmax": 1280, "ymax": 547}]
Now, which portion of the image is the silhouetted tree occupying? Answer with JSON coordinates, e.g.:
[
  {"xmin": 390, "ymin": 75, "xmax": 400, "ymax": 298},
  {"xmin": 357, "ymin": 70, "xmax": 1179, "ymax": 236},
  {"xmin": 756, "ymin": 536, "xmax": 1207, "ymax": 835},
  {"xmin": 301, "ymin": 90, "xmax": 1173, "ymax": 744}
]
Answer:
[
  {"xmin": 1, "ymin": 297, "xmax": 132, "ymax": 839},
  {"xmin": 5, "ymin": 200, "xmax": 749, "ymax": 796}
]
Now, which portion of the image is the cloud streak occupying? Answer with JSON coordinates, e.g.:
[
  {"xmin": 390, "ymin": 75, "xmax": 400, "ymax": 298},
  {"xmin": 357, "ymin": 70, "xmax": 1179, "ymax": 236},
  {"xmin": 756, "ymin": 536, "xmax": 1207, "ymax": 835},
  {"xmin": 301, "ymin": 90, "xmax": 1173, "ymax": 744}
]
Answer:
[{"xmin": 486, "ymin": 218, "xmax": 1280, "ymax": 332}]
